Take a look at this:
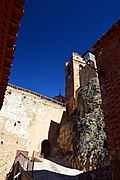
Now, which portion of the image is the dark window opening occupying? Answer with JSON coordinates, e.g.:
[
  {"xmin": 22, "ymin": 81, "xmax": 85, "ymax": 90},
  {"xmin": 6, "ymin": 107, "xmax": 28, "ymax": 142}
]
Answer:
[
  {"xmin": 87, "ymin": 60, "xmax": 95, "ymax": 68},
  {"xmin": 79, "ymin": 65, "xmax": 83, "ymax": 70},
  {"xmin": 41, "ymin": 139, "xmax": 50, "ymax": 158}
]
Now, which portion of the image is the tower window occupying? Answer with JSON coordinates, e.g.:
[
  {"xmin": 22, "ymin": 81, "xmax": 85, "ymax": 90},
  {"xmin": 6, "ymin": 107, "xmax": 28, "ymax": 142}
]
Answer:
[
  {"xmin": 79, "ymin": 65, "xmax": 83, "ymax": 70},
  {"xmin": 87, "ymin": 60, "xmax": 95, "ymax": 68}
]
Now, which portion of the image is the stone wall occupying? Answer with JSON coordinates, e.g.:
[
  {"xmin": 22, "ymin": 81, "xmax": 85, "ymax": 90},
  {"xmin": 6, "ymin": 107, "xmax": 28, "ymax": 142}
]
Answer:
[
  {"xmin": 65, "ymin": 52, "xmax": 85, "ymax": 113},
  {"xmin": 73, "ymin": 77, "xmax": 109, "ymax": 170},
  {"xmin": 80, "ymin": 65, "xmax": 97, "ymax": 88},
  {"xmin": 0, "ymin": 84, "xmax": 65, "ymax": 179},
  {"xmin": 53, "ymin": 77, "xmax": 109, "ymax": 171},
  {"xmin": 52, "ymin": 111, "xmax": 76, "ymax": 166}
]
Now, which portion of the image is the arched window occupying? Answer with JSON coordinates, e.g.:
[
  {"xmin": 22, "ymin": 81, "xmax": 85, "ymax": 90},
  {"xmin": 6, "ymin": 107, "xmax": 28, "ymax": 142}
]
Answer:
[
  {"xmin": 41, "ymin": 139, "xmax": 50, "ymax": 158},
  {"xmin": 87, "ymin": 60, "xmax": 95, "ymax": 68}
]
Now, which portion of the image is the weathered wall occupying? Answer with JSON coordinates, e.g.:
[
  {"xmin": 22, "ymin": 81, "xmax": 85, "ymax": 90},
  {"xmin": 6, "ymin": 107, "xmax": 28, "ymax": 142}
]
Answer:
[
  {"xmin": 80, "ymin": 65, "xmax": 97, "ymax": 88},
  {"xmin": 93, "ymin": 19, "xmax": 120, "ymax": 180},
  {"xmin": 0, "ymin": 84, "xmax": 65, "ymax": 179},
  {"xmin": 65, "ymin": 60, "xmax": 74, "ymax": 112},
  {"xmin": 53, "ymin": 77, "xmax": 108, "ymax": 171}
]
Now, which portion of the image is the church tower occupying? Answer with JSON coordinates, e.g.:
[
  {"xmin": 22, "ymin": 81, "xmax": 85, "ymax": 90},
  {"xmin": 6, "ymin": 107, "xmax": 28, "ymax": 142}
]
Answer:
[{"xmin": 65, "ymin": 52, "xmax": 85, "ymax": 113}]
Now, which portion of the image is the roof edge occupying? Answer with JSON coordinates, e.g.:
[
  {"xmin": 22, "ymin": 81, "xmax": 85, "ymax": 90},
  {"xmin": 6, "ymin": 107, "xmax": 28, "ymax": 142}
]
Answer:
[{"xmin": 93, "ymin": 19, "xmax": 120, "ymax": 52}]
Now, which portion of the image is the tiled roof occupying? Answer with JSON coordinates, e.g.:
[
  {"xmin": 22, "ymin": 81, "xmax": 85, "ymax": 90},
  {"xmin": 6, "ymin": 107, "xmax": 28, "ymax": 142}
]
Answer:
[{"xmin": 0, "ymin": 0, "xmax": 25, "ymax": 109}]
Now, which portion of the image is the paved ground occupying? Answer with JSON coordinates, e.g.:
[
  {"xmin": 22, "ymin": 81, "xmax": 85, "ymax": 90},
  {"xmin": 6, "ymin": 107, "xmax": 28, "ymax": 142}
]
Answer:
[{"xmin": 28, "ymin": 158, "xmax": 83, "ymax": 180}]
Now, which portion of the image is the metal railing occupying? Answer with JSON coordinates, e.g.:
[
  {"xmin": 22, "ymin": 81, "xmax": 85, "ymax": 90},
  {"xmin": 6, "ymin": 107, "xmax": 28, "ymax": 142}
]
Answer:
[{"xmin": 15, "ymin": 152, "xmax": 29, "ymax": 171}]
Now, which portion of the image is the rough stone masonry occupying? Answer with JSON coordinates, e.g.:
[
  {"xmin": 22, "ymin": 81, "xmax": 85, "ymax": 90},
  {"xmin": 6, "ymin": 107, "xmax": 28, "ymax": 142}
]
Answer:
[{"xmin": 53, "ymin": 77, "xmax": 109, "ymax": 171}]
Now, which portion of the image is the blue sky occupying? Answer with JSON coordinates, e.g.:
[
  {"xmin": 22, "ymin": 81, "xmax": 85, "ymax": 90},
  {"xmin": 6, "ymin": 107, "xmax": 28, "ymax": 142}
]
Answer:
[{"xmin": 9, "ymin": 0, "xmax": 120, "ymax": 98}]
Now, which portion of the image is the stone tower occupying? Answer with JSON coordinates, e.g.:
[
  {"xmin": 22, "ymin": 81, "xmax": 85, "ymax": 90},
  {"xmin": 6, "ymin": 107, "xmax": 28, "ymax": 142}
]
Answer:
[{"xmin": 65, "ymin": 52, "xmax": 85, "ymax": 113}]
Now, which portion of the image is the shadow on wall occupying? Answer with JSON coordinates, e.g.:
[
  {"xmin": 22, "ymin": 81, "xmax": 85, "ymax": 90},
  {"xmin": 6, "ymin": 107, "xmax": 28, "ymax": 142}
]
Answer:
[
  {"xmin": 48, "ymin": 120, "xmax": 60, "ymax": 149},
  {"xmin": 41, "ymin": 120, "xmax": 60, "ymax": 158},
  {"xmin": 29, "ymin": 170, "xmax": 78, "ymax": 180}
]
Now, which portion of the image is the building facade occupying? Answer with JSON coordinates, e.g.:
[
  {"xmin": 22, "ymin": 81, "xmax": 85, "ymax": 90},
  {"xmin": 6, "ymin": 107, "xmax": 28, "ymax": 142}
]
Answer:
[
  {"xmin": 65, "ymin": 52, "xmax": 85, "ymax": 112},
  {"xmin": 93, "ymin": 19, "xmax": 120, "ymax": 180},
  {"xmin": 0, "ymin": 84, "xmax": 65, "ymax": 179}
]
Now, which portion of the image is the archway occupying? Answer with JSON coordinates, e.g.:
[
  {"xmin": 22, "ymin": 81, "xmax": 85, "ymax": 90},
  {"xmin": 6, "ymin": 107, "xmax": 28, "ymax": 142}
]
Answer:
[{"xmin": 41, "ymin": 139, "xmax": 50, "ymax": 158}]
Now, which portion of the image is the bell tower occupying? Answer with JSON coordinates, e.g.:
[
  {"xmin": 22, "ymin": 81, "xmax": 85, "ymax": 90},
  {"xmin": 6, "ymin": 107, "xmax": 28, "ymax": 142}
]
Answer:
[{"xmin": 65, "ymin": 52, "xmax": 85, "ymax": 113}]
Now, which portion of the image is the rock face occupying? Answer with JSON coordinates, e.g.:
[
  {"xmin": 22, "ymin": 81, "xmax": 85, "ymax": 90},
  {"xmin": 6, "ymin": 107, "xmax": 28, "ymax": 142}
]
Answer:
[{"xmin": 53, "ymin": 77, "xmax": 109, "ymax": 171}]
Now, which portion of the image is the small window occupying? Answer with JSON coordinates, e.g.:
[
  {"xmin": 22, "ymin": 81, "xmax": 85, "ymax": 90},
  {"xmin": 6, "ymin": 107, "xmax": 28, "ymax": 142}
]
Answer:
[
  {"xmin": 87, "ymin": 60, "xmax": 95, "ymax": 68},
  {"xmin": 79, "ymin": 65, "xmax": 83, "ymax": 70}
]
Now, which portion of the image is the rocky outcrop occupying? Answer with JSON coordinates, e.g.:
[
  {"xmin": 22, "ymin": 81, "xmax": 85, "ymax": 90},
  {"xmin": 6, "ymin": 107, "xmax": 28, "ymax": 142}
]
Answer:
[{"xmin": 53, "ymin": 77, "xmax": 109, "ymax": 171}]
